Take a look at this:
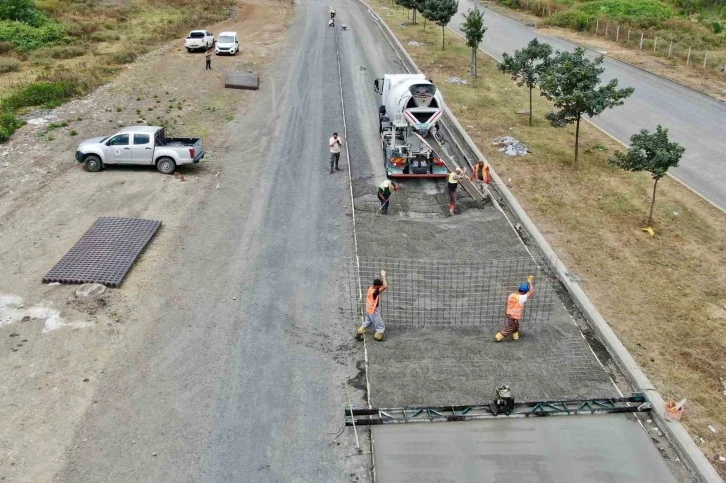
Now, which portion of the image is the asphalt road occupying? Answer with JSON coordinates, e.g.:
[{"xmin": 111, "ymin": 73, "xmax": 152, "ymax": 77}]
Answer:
[
  {"xmin": 449, "ymin": 1, "xmax": 726, "ymax": 211},
  {"xmin": 56, "ymin": 0, "xmax": 393, "ymax": 481}
]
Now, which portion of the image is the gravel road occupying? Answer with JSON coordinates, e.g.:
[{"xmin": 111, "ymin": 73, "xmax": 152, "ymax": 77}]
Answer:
[{"xmin": 450, "ymin": 0, "xmax": 726, "ymax": 211}]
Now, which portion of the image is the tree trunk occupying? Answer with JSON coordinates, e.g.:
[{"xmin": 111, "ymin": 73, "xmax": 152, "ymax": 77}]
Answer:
[
  {"xmin": 474, "ymin": 48, "xmax": 478, "ymax": 78},
  {"xmin": 471, "ymin": 47, "xmax": 475, "ymax": 77},
  {"xmin": 574, "ymin": 113, "xmax": 581, "ymax": 166},
  {"xmin": 528, "ymin": 86, "xmax": 533, "ymax": 126},
  {"xmin": 442, "ymin": 25, "xmax": 445, "ymax": 50},
  {"xmin": 423, "ymin": 17, "xmax": 427, "ymax": 30},
  {"xmin": 647, "ymin": 177, "xmax": 659, "ymax": 226},
  {"xmin": 413, "ymin": 9, "xmax": 416, "ymax": 24}
]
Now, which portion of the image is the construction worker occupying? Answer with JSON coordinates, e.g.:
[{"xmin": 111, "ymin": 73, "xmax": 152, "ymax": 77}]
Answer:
[
  {"xmin": 356, "ymin": 270, "xmax": 388, "ymax": 342},
  {"xmin": 377, "ymin": 180, "xmax": 397, "ymax": 214},
  {"xmin": 447, "ymin": 167, "xmax": 465, "ymax": 215},
  {"xmin": 205, "ymin": 49, "xmax": 212, "ymax": 70},
  {"xmin": 329, "ymin": 132, "xmax": 343, "ymax": 173},
  {"xmin": 469, "ymin": 161, "xmax": 491, "ymax": 199},
  {"xmin": 496, "ymin": 275, "xmax": 535, "ymax": 342}
]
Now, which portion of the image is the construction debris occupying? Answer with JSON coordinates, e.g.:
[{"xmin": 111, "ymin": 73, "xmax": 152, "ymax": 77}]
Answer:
[
  {"xmin": 446, "ymin": 76, "xmax": 470, "ymax": 85},
  {"xmin": 492, "ymin": 136, "xmax": 530, "ymax": 156},
  {"xmin": 408, "ymin": 41, "xmax": 421, "ymax": 47}
]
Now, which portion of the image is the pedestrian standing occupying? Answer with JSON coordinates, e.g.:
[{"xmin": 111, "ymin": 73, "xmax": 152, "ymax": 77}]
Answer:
[
  {"xmin": 356, "ymin": 270, "xmax": 388, "ymax": 342},
  {"xmin": 205, "ymin": 49, "xmax": 212, "ymax": 70},
  {"xmin": 329, "ymin": 132, "xmax": 343, "ymax": 173},
  {"xmin": 469, "ymin": 161, "xmax": 491, "ymax": 199},
  {"xmin": 377, "ymin": 179, "xmax": 397, "ymax": 214},
  {"xmin": 447, "ymin": 167, "xmax": 465, "ymax": 215},
  {"xmin": 495, "ymin": 275, "xmax": 535, "ymax": 342}
]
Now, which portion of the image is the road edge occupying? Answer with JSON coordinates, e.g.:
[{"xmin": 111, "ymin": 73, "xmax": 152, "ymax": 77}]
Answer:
[{"xmin": 362, "ymin": 3, "xmax": 724, "ymax": 482}]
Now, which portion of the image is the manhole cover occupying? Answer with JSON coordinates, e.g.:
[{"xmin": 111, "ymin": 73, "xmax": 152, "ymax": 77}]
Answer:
[{"xmin": 43, "ymin": 217, "xmax": 161, "ymax": 287}]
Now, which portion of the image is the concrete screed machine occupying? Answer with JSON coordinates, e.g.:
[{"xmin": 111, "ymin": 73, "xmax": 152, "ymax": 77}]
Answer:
[{"xmin": 373, "ymin": 74, "xmax": 449, "ymax": 178}]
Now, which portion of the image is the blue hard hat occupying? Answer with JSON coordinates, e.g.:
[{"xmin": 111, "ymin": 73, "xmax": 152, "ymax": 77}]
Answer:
[{"xmin": 519, "ymin": 283, "xmax": 529, "ymax": 292}]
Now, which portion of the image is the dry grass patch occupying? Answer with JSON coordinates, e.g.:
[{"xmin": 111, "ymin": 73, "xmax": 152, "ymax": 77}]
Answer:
[{"xmin": 373, "ymin": 0, "xmax": 726, "ymax": 474}]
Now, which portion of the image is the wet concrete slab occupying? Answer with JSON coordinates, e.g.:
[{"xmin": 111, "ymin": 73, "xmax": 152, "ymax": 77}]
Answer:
[{"xmin": 373, "ymin": 414, "xmax": 678, "ymax": 483}]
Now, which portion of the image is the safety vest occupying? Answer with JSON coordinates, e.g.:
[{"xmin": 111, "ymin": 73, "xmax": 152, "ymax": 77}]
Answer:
[
  {"xmin": 472, "ymin": 163, "xmax": 490, "ymax": 184},
  {"xmin": 366, "ymin": 286, "xmax": 381, "ymax": 314},
  {"xmin": 506, "ymin": 293, "xmax": 524, "ymax": 319}
]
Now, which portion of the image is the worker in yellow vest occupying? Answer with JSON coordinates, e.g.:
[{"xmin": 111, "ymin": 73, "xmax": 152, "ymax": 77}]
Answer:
[
  {"xmin": 469, "ymin": 161, "xmax": 491, "ymax": 198},
  {"xmin": 447, "ymin": 167, "xmax": 465, "ymax": 215},
  {"xmin": 356, "ymin": 270, "xmax": 388, "ymax": 342},
  {"xmin": 495, "ymin": 274, "xmax": 535, "ymax": 342}
]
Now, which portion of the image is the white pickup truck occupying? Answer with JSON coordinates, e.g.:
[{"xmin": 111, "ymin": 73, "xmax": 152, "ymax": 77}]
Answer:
[
  {"xmin": 75, "ymin": 126, "xmax": 204, "ymax": 174},
  {"xmin": 185, "ymin": 30, "xmax": 214, "ymax": 52}
]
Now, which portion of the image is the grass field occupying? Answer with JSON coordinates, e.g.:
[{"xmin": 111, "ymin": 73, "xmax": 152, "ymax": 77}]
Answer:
[
  {"xmin": 374, "ymin": 0, "xmax": 726, "ymax": 476},
  {"xmin": 0, "ymin": 0, "xmax": 235, "ymax": 141}
]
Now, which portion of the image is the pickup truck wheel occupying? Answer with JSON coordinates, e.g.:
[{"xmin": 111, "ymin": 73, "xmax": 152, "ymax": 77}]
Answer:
[
  {"xmin": 83, "ymin": 155, "xmax": 103, "ymax": 172},
  {"xmin": 156, "ymin": 157, "xmax": 176, "ymax": 174}
]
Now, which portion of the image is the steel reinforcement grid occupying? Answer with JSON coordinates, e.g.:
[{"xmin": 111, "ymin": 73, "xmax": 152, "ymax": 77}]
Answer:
[{"xmin": 349, "ymin": 258, "xmax": 557, "ymax": 328}]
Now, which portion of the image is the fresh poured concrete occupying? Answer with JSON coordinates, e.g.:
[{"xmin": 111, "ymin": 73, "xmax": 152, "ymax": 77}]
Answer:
[{"xmin": 373, "ymin": 414, "xmax": 678, "ymax": 483}]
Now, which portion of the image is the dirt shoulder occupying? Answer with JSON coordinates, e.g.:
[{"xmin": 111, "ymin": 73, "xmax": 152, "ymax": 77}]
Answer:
[
  {"xmin": 484, "ymin": 2, "xmax": 726, "ymax": 102},
  {"xmin": 0, "ymin": 1, "xmax": 292, "ymax": 481}
]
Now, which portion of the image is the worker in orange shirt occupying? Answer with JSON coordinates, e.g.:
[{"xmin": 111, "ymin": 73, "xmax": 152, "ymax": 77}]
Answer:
[
  {"xmin": 469, "ymin": 161, "xmax": 491, "ymax": 199},
  {"xmin": 355, "ymin": 270, "xmax": 388, "ymax": 342},
  {"xmin": 495, "ymin": 275, "xmax": 534, "ymax": 342}
]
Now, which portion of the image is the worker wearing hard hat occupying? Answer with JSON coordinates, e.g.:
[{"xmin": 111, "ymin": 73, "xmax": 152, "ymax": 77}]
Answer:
[
  {"xmin": 496, "ymin": 275, "xmax": 535, "ymax": 342},
  {"xmin": 378, "ymin": 179, "xmax": 398, "ymax": 214},
  {"xmin": 447, "ymin": 167, "xmax": 465, "ymax": 215}
]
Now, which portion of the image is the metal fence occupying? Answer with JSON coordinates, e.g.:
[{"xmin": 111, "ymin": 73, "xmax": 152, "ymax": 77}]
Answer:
[
  {"xmin": 348, "ymin": 257, "xmax": 558, "ymax": 328},
  {"xmin": 514, "ymin": 1, "xmax": 726, "ymax": 75}
]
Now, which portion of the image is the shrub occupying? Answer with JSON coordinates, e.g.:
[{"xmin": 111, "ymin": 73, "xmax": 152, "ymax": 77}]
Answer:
[
  {"xmin": 46, "ymin": 44, "xmax": 86, "ymax": 59},
  {"xmin": 575, "ymin": 0, "xmax": 675, "ymax": 28},
  {"xmin": 90, "ymin": 30, "xmax": 120, "ymax": 42},
  {"xmin": 713, "ymin": 21, "xmax": 724, "ymax": 34},
  {"xmin": 0, "ymin": 0, "xmax": 47, "ymax": 27},
  {"xmin": 1, "ymin": 80, "xmax": 79, "ymax": 111},
  {"xmin": 111, "ymin": 51, "xmax": 138, "ymax": 64},
  {"xmin": 0, "ymin": 111, "xmax": 24, "ymax": 143},
  {"xmin": 0, "ymin": 57, "xmax": 20, "ymax": 73},
  {"xmin": 546, "ymin": 9, "xmax": 596, "ymax": 29},
  {"xmin": 0, "ymin": 20, "xmax": 68, "ymax": 51}
]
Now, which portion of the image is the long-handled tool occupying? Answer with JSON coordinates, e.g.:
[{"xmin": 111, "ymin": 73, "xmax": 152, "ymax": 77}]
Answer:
[{"xmin": 374, "ymin": 189, "xmax": 398, "ymax": 215}]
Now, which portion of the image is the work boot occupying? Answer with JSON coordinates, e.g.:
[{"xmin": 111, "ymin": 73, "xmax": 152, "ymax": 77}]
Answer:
[
  {"xmin": 335, "ymin": 166, "xmax": 341, "ymax": 171},
  {"xmin": 495, "ymin": 332, "xmax": 504, "ymax": 342},
  {"xmin": 355, "ymin": 326, "xmax": 366, "ymax": 341},
  {"xmin": 374, "ymin": 332, "xmax": 384, "ymax": 342},
  {"xmin": 449, "ymin": 209, "xmax": 455, "ymax": 215},
  {"xmin": 512, "ymin": 332, "xmax": 519, "ymax": 341}
]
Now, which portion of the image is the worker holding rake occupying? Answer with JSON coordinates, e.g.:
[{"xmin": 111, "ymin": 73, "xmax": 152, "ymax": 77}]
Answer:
[
  {"xmin": 496, "ymin": 275, "xmax": 535, "ymax": 342},
  {"xmin": 356, "ymin": 270, "xmax": 388, "ymax": 342},
  {"xmin": 377, "ymin": 180, "xmax": 397, "ymax": 214},
  {"xmin": 469, "ymin": 161, "xmax": 491, "ymax": 199}
]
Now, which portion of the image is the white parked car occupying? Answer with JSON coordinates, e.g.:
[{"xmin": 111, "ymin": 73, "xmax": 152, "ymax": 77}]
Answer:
[
  {"xmin": 185, "ymin": 30, "xmax": 214, "ymax": 52},
  {"xmin": 215, "ymin": 31, "xmax": 239, "ymax": 55}
]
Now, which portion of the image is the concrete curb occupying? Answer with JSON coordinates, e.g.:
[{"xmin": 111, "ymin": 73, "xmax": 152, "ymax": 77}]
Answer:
[{"xmin": 362, "ymin": 3, "xmax": 724, "ymax": 482}]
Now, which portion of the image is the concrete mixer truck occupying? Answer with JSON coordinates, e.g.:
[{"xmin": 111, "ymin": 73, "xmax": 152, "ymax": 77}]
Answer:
[{"xmin": 373, "ymin": 74, "xmax": 449, "ymax": 178}]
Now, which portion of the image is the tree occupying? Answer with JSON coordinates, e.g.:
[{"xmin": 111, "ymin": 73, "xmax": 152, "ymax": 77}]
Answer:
[
  {"xmin": 395, "ymin": 0, "xmax": 418, "ymax": 22},
  {"xmin": 424, "ymin": 0, "xmax": 458, "ymax": 50},
  {"xmin": 461, "ymin": 8, "xmax": 486, "ymax": 78},
  {"xmin": 609, "ymin": 125, "xmax": 685, "ymax": 227},
  {"xmin": 499, "ymin": 39, "xmax": 552, "ymax": 126},
  {"xmin": 0, "ymin": 0, "xmax": 45, "ymax": 26},
  {"xmin": 539, "ymin": 47, "xmax": 634, "ymax": 166}
]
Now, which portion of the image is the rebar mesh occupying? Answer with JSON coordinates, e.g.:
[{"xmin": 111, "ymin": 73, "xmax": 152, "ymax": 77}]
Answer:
[{"xmin": 349, "ymin": 257, "xmax": 556, "ymax": 328}]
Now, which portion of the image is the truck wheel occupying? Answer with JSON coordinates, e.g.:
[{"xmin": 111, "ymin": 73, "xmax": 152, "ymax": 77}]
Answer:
[
  {"xmin": 186, "ymin": 48, "xmax": 191, "ymax": 53},
  {"xmin": 83, "ymin": 155, "xmax": 103, "ymax": 172},
  {"xmin": 156, "ymin": 157, "xmax": 176, "ymax": 174}
]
